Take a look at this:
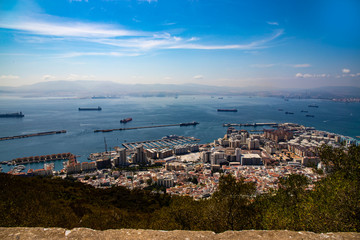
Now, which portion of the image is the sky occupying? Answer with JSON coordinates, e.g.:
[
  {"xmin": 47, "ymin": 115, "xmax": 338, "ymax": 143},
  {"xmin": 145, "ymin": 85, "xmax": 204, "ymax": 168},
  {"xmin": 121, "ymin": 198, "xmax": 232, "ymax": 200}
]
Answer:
[{"xmin": 0, "ymin": 0, "xmax": 360, "ymax": 88}]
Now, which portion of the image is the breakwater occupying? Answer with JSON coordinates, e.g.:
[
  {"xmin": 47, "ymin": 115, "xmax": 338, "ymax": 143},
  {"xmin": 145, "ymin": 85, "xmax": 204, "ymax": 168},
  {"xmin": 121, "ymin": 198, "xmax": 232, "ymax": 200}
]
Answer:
[
  {"xmin": 94, "ymin": 122, "xmax": 199, "ymax": 133},
  {"xmin": 3, "ymin": 152, "xmax": 74, "ymax": 165},
  {"xmin": 0, "ymin": 130, "xmax": 67, "ymax": 141},
  {"xmin": 223, "ymin": 123, "xmax": 278, "ymax": 127}
]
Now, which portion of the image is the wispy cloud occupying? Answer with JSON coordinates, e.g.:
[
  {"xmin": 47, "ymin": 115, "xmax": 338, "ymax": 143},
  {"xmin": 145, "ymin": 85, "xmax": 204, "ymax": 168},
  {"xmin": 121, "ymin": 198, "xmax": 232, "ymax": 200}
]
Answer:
[
  {"xmin": 66, "ymin": 74, "xmax": 96, "ymax": 80},
  {"xmin": 59, "ymin": 52, "xmax": 143, "ymax": 58},
  {"xmin": 342, "ymin": 68, "xmax": 350, "ymax": 73},
  {"xmin": 293, "ymin": 64, "xmax": 311, "ymax": 68},
  {"xmin": 0, "ymin": 14, "xmax": 284, "ymax": 57},
  {"xmin": 295, "ymin": 73, "xmax": 328, "ymax": 78},
  {"xmin": 0, "ymin": 75, "xmax": 20, "ymax": 79},
  {"xmin": 42, "ymin": 74, "xmax": 56, "ymax": 81},
  {"xmin": 251, "ymin": 64, "xmax": 275, "ymax": 68},
  {"xmin": 138, "ymin": 0, "xmax": 158, "ymax": 3},
  {"xmin": 193, "ymin": 75, "xmax": 204, "ymax": 79},
  {"xmin": 267, "ymin": 21, "xmax": 279, "ymax": 26}
]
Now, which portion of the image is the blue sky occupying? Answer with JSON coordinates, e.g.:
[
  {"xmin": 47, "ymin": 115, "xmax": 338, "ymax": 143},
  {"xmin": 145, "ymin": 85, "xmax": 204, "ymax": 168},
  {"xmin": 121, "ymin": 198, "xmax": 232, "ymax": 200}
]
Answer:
[{"xmin": 0, "ymin": 0, "xmax": 359, "ymax": 88}]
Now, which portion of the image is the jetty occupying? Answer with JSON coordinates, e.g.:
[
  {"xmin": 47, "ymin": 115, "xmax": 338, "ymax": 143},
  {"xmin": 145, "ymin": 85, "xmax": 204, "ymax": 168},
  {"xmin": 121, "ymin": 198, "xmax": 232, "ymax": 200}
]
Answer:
[
  {"xmin": 223, "ymin": 122, "xmax": 278, "ymax": 127},
  {"xmin": 94, "ymin": 122, "xmax": 199, "ymax": 133},
  {"xmin": 0, "ymin": 130, "xmax": 66, "ymax": 141},
  {"xmin": 3, "ymin": 153, "xmax": 74, "ymax": 165}
]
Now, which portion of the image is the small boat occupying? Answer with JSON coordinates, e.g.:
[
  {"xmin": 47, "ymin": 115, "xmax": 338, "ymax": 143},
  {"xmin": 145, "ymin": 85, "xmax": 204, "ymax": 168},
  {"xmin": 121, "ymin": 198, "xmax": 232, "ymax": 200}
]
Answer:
[
  {"xmin": 285, "ymin": 112, "xmax": 294, "ymax": 114},
  {"xmin": 306, "ymin": 115, "xmax": 315, "ymax": 117},
  {"xmin": 308, "ymin": 105, "xmax": 319, "ymax": 108},
  {"xmin": 120, "ymin": 118, "xmax": 132, "ymax": 123},
  {"xmin": 217, "ymin": 109, "xmax": 238, "ymax": 112},
  {"xmin": 78, "ymin": 106, "xmax": 102, "ymax": 111},
  {"xmin": 301, "ymin": 110, "xmax": 308, "ymax": 113}
]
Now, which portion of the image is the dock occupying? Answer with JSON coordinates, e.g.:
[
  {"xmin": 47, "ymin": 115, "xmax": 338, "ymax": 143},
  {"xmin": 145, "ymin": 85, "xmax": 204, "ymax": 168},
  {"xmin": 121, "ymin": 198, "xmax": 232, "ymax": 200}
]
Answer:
[
  {"xmin": 94, "ymin": 122, "xmax": 199, "ymax": 133},
  {"xmin": 223, "ymin": 122, "xmax": 278, "ymax": 127},
  {"xmin": 122, "ymin": 135, "xmax": 200, "ymax": 150},
  {"xmin": 3, "ymin": 153, "xmax": 74, "ymax": 165},
  {"xmin": 0, "ymin": 130, "xmax": 67, "ymax": 141}
]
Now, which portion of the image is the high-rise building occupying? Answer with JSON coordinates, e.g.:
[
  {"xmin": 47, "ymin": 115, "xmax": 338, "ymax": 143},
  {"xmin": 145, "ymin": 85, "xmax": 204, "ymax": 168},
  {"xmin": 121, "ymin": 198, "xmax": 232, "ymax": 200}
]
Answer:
[{"xmin": 114, "ymin": 148, "xmax": 127, "ymax": 166}]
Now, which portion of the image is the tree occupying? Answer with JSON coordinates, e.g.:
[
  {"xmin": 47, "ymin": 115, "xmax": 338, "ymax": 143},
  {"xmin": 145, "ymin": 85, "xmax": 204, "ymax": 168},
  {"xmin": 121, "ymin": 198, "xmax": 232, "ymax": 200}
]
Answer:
[{"xmin": 207, "ymin": 174, "xmax": 256, "ymax": 232}]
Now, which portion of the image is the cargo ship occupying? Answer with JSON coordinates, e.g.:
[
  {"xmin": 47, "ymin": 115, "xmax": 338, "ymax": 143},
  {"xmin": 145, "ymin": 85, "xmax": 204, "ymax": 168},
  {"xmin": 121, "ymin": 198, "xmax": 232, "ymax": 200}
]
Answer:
[
  {"xmin": 306, "ymin": 115, "xmax": 315, "ymax": 117},
  {"xmin": 285, "ymin": 112, "xmax": 294, "ymax": 114},
  {"xmin": 180, "ymin": 121, "xmax": 199, "ymax": 126},
  {"xmin": 217, "ymin": 109, "xmax": 238, "ymax": 112},
  {"xmin": 78, "ymin": 106, "xmax": 102, "ymax": 111},
  {"xmin": 0, "ymin": 112, "xmax": 24, "ymax": 118},
  {"xmin": 308, "ymin": 105, "xmax": 319, "ymax": 108},
  {"xmin": 120, "ymin": 118, "xmax": 132, "ymax": 123}
]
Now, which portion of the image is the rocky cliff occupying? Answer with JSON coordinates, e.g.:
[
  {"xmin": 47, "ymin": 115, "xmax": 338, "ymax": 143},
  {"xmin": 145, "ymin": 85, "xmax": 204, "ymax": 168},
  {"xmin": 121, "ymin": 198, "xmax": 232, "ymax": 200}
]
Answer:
[{"xmin": 0, "ymin": 228, "xmax": 359, "ymax": 240}]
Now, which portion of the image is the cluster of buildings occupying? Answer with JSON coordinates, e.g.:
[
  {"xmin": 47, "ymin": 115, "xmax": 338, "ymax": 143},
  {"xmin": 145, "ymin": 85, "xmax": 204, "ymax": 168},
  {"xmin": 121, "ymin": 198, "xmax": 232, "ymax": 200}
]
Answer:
[{"xmin": 6, "ymin": 122, "xmax": 358, "ymax": 199}]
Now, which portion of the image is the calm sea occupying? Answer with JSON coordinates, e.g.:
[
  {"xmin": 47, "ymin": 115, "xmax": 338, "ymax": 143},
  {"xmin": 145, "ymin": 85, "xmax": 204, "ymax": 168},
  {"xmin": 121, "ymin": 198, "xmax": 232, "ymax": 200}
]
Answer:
[{"xmin": 1, "ymin": 96, "xmax": 359, "ymax": 172}]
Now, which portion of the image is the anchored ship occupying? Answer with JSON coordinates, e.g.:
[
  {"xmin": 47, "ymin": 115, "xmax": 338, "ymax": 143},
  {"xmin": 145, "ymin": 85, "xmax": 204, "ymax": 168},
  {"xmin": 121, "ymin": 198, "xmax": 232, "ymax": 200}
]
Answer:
[
  {"xmin": 0, "ymin": 112, "xmax": 24, "ymax": 118},
  {"xmin": 217, "ymin": 109, "xmax": 238, "ymax": 112},
  {"xmin": 78, "ymin": 106, "xmax": 102, "ymax": 111},
  {"xmin": 308, "ymin": 105, "xmax": 319, "ymax": 108},
  {"xmin": 180, "ymin": 121, "xmax": 199, "ymax": 126},
  {"xmin": 120, "ymin": 118, "xmax": 132, "ymax": 123}
]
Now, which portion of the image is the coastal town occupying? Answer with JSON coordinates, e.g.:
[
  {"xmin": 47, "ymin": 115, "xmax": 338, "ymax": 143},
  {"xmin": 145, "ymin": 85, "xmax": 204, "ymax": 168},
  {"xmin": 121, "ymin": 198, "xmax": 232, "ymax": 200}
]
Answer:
[{"xmin": 3, "ymin": 122, "xmax": 358, "ymax": 199}]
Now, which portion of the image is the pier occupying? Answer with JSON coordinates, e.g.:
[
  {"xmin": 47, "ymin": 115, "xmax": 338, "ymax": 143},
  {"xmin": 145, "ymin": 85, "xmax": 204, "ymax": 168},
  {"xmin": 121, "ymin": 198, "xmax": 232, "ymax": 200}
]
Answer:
[
  {"xmin": 223, "ymin": 122, "xmax": 278, "ymax": 127},
  {"xmin": 122, "ymin": 136, "xmax": 200, "ymax": 150},
  {"xmin": 94, "ymin": 122, "xmax": 199, "ymax": 133},
  {"xmin": 0, "ymin": 130, "xmax": 67, "ymax": 141},
  {"xmin": 3, "ymin": 153, "xmax": 74, "ymax": 165}
]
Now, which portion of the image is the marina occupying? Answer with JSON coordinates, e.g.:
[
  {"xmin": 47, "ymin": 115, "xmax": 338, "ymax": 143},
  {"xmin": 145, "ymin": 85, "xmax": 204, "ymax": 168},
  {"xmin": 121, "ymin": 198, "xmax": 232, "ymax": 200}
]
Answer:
[
  {"xmin": 94, "ymin": 122, "xmax": 199, "ymax": 133},
  {"xmin": 0, "ymin": 130, "xmax": 67, "ymax": 141},
  {"xmin": 122, "ymin": 135, "xmax": 200, "ymax": 150}
]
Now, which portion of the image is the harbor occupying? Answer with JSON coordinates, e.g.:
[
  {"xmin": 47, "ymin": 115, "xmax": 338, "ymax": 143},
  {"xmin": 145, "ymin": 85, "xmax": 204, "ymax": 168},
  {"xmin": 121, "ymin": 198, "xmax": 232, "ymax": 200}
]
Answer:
[
  {"xmin": 0, "ymin": 130, "xmax": 67, "ymax": 141},
  {"xmin": 94, "ymin": 122, "xmax": 199, "ymax": 133},
  {"xmin": 122, "ymin": 135, "xmax": 200, "ymax": 150}
]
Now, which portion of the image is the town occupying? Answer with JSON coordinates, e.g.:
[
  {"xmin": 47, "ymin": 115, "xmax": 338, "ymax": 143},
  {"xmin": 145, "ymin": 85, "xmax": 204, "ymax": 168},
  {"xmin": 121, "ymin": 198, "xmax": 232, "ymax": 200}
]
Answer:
[{"xmin": 5, "ymin": 122, "xmax": 358, "ymax": 200}]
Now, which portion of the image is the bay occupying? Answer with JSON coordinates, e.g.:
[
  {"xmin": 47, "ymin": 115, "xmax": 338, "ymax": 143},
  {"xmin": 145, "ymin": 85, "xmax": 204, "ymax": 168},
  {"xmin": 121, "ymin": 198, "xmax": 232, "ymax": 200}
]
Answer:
[{"xmin": 0, "ymin": 96, "xmax": 359, "ymax": 172}]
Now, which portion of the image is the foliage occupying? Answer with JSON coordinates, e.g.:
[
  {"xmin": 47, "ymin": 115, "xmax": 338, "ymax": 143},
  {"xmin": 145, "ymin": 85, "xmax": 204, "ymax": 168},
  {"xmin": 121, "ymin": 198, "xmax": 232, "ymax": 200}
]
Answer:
[{"xmin": 0, "ymin": 145, "xmax": 359, "ymax": 232}]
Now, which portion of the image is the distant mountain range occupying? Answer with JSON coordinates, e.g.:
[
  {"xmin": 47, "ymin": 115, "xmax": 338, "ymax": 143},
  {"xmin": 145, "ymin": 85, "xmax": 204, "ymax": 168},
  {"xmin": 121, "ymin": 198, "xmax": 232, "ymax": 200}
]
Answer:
[{"xmin": 1, "ymin": 81, "xmax": 360, "ymax": 99}]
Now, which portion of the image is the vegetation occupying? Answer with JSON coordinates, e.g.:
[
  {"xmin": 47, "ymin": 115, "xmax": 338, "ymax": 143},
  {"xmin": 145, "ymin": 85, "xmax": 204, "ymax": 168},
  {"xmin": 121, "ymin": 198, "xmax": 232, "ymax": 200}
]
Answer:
[{"xmin": 0, "ymin": 145, "xmax": 359, "ymax": 232}]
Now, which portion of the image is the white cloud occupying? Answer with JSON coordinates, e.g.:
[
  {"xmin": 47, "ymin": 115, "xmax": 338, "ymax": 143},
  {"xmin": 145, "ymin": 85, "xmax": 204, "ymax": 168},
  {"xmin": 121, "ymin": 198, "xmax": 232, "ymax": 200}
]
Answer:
[
  {"xmin": 267, "ymin": 21, "xmax": 279, "ymax": 26},
  {"xmin": 342, "ymin": 68, "xmax": 350, "ymax": 73},
  {"xmin": 138, "ymin": 0, "xmax": 158, "ymax": 3},
  {"xmin": 66, "ymin": 74, "xmax": 96, "ymax": 80},
  {"xmin": 193, "ymin": 75, "xmax": 204, "ymax": 79},
  {"xmin": 163, "ymin": 77, "xmax": 172, "ymax": 80},
  {"xmin": 251, "ymin": 64, "xmax": 275, "ymax": 68},
  {"xmin": 60, "ymin": 52, "xmax": 142, "ymax": 58},
  {"xmin": 293, "ymin": 64, "xmax": 311, "ymax": 68},
  {"xmin": 295, "ymin": 73, "xmax": 328, "ymax": 78},
  {"xmin": 69, "ymin": 0, "xmax": 88, "ymax": 2},
  {"xmin": 0, "ymin": 14, "xmax": 284, "ymax": 56},
  {"xmin": 42, "ymin": 74, "xmax": 56, "ymax": 81},
  {"xmin": 0, "ymin": 75, "xmax": 19, "ymax": 79},
  {"xmin": 0, "ymin": 19, "xmax": 143, "ymax": 38}
]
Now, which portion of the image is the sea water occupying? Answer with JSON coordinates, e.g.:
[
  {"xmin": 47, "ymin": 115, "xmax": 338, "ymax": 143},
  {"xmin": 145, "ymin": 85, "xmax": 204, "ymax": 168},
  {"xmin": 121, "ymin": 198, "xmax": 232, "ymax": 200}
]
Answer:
[{"xmin": 0, "ymin": 96, "xmax": 359, "ymax": 172}]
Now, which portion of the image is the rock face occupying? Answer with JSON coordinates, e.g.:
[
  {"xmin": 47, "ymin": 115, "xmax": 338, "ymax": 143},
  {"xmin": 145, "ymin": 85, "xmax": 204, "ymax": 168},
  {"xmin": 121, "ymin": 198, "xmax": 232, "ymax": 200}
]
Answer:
[{"xmin": 0, "ymin": 228, "xmax": 359, "ymax": 240}]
